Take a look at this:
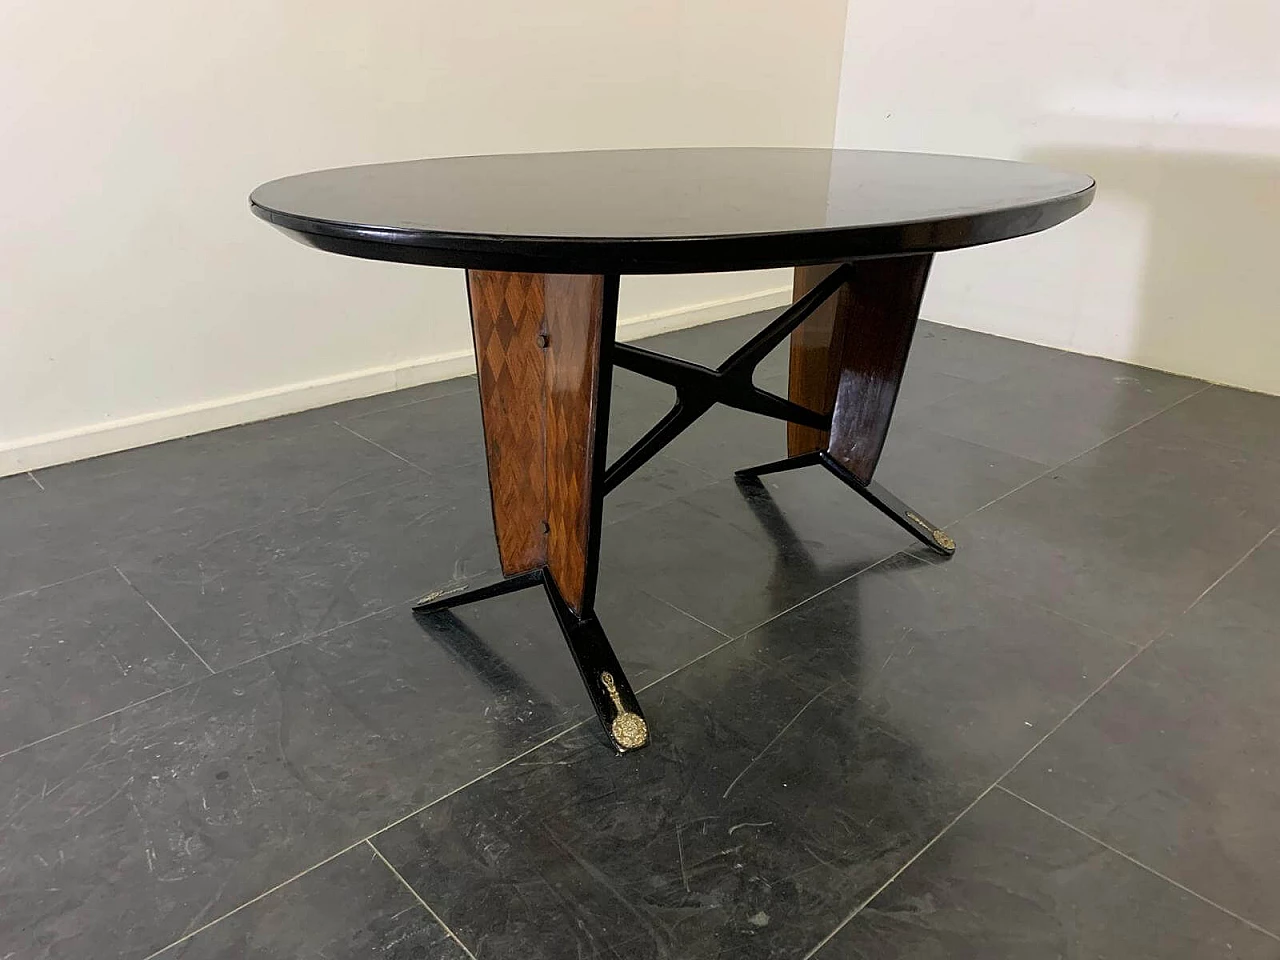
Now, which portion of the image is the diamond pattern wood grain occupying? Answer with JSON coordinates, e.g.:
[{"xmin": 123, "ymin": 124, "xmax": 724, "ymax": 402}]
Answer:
[
  {"xmin": 468, "ymin": 271, "xmax": 548, "ymax": 574},
  {"xmin": 467, "ymin": 271, "xmax": 610, "ymax": 612}
]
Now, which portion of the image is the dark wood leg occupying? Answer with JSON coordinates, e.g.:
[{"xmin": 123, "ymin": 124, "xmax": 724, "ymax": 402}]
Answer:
[
  {"xmin": 413, "ymin": 569, "xmax": 543, "ymax": 613},
  {"xmin": 738, "ymin": 256, "xmax": 956, "ymax": 557},
  {"xmin": 822, "ymin": 255, "xmax": 933, "ymax": 481},
  {"xmin": 414, "ymin": 270, "xmax": 649, "ymax": 753},
  {"xmin": 787, "ymin": 263, "xmax": 857, "ymax": 457}
]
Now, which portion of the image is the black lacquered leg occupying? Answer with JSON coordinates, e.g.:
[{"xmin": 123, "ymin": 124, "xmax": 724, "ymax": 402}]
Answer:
[
  {"xmin": 734, "ymin": 451, "xmax": 823, "ymax": 481},
  {"xmin": 733, "ymin": 451, "xmax": 956, "ymax": 557},
  {"xmin": 544, "ymin": 574, "xmax": 650, "ymax": 754},
  {"xmin": 818, "ymin": 453, "xmax": 956, "ymax": 556},
  {"xmin": 414, "ymin": 567, "xmax": 649, "ymax": 755},
  {"xmin": 604, "ymin": 397, "xmax": 710, "ymax": 493},
  {"xmin": 413, "ymin": 569, "xmax": 544, "ymax": 613},
  {"xmin": 602, "ymin": 274, "xmax": 843, "ymax": 492}
]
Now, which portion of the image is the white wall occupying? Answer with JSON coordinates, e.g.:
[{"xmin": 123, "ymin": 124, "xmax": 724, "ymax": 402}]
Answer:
[
  {"xmin": 0, "ymin": 0, "xmax": 850, "ymax": 475},
  {"xmin": 835, "ymin": 0, "xmax": 1280, "ymax": 395}
]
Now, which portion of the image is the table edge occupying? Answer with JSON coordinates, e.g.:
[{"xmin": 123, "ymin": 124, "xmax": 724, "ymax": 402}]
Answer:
[{"xmin": 249, "ymin": 181, "xmax": 1094, "ymax": 275}]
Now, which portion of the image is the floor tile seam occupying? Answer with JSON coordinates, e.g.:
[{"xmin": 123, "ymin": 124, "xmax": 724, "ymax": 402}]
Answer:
[
  {"xmin": 135, "ymin": 722, "xmax": 583, "ymax": 960},
  {"xmin": 104, "ymin": 492, "xmax": 342, "ymax": 563},
  {"xmin": 914, "ymin": 553, "xmax": 1140, "ymax": 650},
  {"xmin": 654, "ymin": 451, "xmax": 720, "ymax": 483},
  {"xmin": 21, "ymin": 378, "xmax": 478, "ymax": 500},
  {"xmin": 11, "ymin": 400, "xmax": 1207, "ymax": 784},
  {"xmin": 119, "ymin": 591, "xmax": 1152, "ymax": 960},
  {"xmin": 113, "ymin": 566, "xmax": 215, "ymax": 674},
  {"xmin": 802, "ymin": 623, "xmax": 1162, "ymax": 957},
  {"xmin": 0, "ymin": 634, "xmax": 305, "ymax": 764},
  {"xmin": 102, "ymin": 460, "xmax": 449, "ymax": 564},
  {"xmin": 889, "ymin": 368, "xmax": 1052, "ymax": 459},
  {"xmin": 886, "ymin": 423, "xmax": 1047, "ymax": 488},
  {"xmin": 1181, "ymin": 522, "xmax": 1279, "ymax": 616},
  {"xmin": 0, "ymin": 565, "xmax": 116, "ymax": 604},
  {"xmin": 891, "ymin": 376, "xmax": 980, "ymax": 416},
  {"xmin": 24, "ymin": 370, "xmax": 1226, "ymax": 949},
  {"xmin": 914, "ymin": 394, "xmax": 1267, "ymax": 653},
  {"xmin": 944, "ymin": 383, "xmax": 1214, "ymax": 528},
  {"xmin": 95, "ymin": 515, "xmax": 305, "ymax": 588},
  {"xmin": 36, "ymin": 529, "xmax": 1155, "ymax": 948},
  {"xmin": 0, "ymin": 570, "xmax": 695, "ymax": 766},
  {"xmin": 0, "ymin": 682, "xmax": 187, "ymax": 764},
  {"xmin": 360, "ymin": 720, "xmax": 592, "ymax": 844},
  {"xmin": 995, "ymin": 785, "xmax": 1280, "ymax": 943},
  {"xmin": 1060, "ymin": 530, "xmax": 1278, "ymax": 703},
  {"xmin": 3, "ymin": 473, "xmax": 420, "ymax": 599},
  {"xmin": 335, "ymin": 422, "xmax": 436, "ymax": 476},
  {"xmin": 994, "ymin": 625, "xmax": 1163, "ymax": 790},
  {"xmin": 291, "ymin": 599, "xmax": 921, "ymax": 947},
  {"xmin": 923, "ymin": 352, "xmax": 1204, "ymax": 401},
  {"xmin": 646, "ymin": 593, "xmax": 735, "ymax": 641},
  {"xmin": 599, "ymin": 468, "xmax": 721, "ymax": 530},
  {"xmin": 891, "ymin": 376, "xmax": 1043, "ymax": 437},
  {"xmin": 28, "ymin": 417, "xmax": 347, "ymax": 493},
  {"xmin": 1004, "ymin": 595, "xmax": 1141, "ymax": 649},
  {"xmin": 0, "ymin": 600, "xmax": 404, "ymax": 763},
  {"xmin": 800, "ymin": 781, "xmax": 1000, "ymax": 958},
  {"xmin": 2, "ymin": 546, "xmax": 888, "ymax": 769},
  {"xmin": 725, "ymin": 549, "xmax": 909, "ymax": 641},
  {"xmin": 136, "ymin": 838, "xmax": 370, "ymax": 960},
  {"xmin": 601, "ymin": 491, "xmax": 696, "ymax": 530},
  {"xmin": 304, "ymin": 457, "xmax": 445, "ymax": 513},
  {"xmin": 337, "ymin": 380, "xmax": 479, "ymax": 425},
  {"xmin": 38, "ymin": 341, "xmax": 1229, "ymax": 954},
  {"xmin": 592, "ymin": 596, "xmax": 802, "ymax": 714},
  {"xmin": 1155, "ymin": 423, "xmax": 1280, "ymax": 473},
  {"xmin": 119, "ymin": 567, "xmax": 415, "ymax": 669},
  {"xmin": 366, "ymin": 839, "xmax": 481, "ymax": 960}
]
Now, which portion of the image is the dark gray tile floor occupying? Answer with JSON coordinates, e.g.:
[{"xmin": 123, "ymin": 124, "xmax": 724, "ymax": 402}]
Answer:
[{"xmin": 2, "ymin": 311, "xmax": 1278, "ymax": 959}]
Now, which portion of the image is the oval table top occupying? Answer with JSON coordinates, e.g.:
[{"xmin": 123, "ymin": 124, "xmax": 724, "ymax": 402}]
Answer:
[{"xmin": 250, "ymin": 148, "xmax": 1093, "ymax": 274}]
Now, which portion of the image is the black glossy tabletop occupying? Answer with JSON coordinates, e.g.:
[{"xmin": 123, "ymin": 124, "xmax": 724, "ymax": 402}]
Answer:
[{"xmin": 250, "ymin": 148, "xmax": 1094, "ymax": 274}]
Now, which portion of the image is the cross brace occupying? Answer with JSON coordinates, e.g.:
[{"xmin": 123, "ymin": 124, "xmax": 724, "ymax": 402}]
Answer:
[{"xmin": 604, "ymin": 263, "xmax": 853, "ymax": 493}]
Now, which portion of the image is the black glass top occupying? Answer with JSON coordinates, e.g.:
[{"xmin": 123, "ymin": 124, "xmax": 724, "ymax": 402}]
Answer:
[{"xmin": 250, "ymin": 148, "xmax": 1094, "ymax": 274}]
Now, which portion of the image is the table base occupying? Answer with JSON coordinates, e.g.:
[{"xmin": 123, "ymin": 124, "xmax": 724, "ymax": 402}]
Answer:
[
  {"xmin": 736, "ymin": 452, "xmax": 955, "ymax": 555},
  {"xmin": 414, "ymin": 568, "xmax": 649, "ymax": 752},
  {"xmin": 414, "ymin": 256, "xmax": 956, "ymax": 754}
]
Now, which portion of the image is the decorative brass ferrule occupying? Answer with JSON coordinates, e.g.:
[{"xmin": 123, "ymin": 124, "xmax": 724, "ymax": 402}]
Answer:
[
  {"xmin": 600, "ymin": 671, "xmax": 649, "ymax": 751},
  {"xmin": 906, "ymin": 511, "xmax": 955, "ymax": 551}
]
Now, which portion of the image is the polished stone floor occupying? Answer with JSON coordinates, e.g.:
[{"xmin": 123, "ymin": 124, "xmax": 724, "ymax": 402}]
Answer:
[{"xmin": 3, "ymin": 312, "xmax": 1279, "ymax": 959}]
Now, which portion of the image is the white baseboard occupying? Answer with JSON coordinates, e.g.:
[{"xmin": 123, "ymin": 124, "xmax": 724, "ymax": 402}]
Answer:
[
  {"xmin": 615, "ymin": 286, "xmax": 789, "ymax": 343},
  {"xmin": 0, "ymin": 285, "xmax": 790, "ymax": 478}
]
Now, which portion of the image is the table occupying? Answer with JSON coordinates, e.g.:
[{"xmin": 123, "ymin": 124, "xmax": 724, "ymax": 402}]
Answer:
[{"xmin": 250, "ymin": 148, "xmax": 1094, "ymax": 754}]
